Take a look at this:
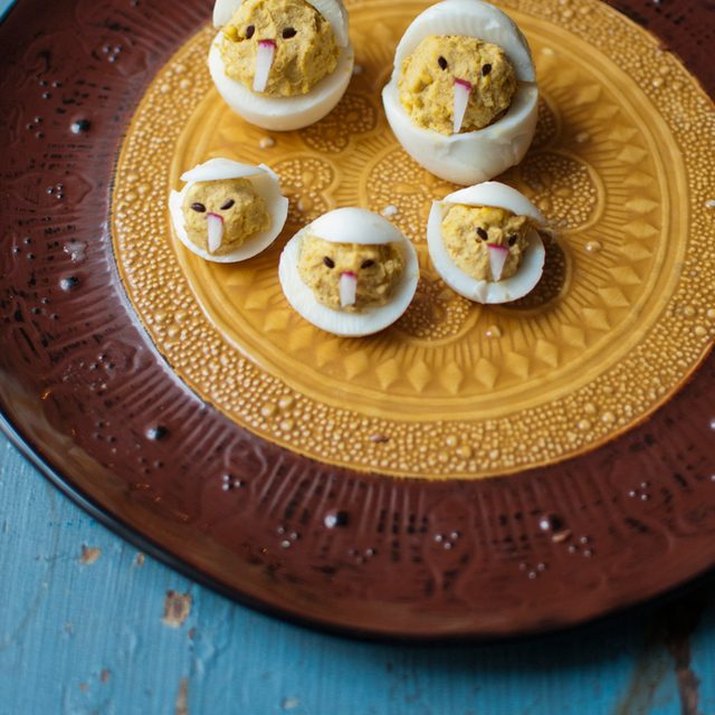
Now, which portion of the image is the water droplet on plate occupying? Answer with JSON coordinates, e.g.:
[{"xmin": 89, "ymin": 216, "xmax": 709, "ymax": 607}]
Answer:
[
  {"xmin": 575, "ymin": 131, "xmax": 590, "ymax": 143},
  {"xmin": 59, "ymin": 276, "xmax": 79, "ymax": 291},
  {"xmin": 70, "ymin": 118, "xmax": 91, "ymax": 134},
  {"xmin": 146, "ymin": 425, "xmax": 169, "ymax": 440},
  {"xmin": 63, "ymin": 241, "xmax": 87, "ymax": 262},
  {"xmin": 324, "ymin": 510, "xmax": 349, "ymax": 528},
  {"xmin": 538, "ymin": 513, "xmax": 565, "ymax": 533}
]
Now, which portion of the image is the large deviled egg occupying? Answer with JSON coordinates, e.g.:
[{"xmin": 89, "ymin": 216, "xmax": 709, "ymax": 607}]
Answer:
[
  {"xmin": 279, "ymin": 208, "xmax": 419, "ymax": 336},
  {"xmin": 427, "ymin": 181, "xmax": 547, "ymax": 303},
  {"xmin": 169, "ymin": 158, "xmax": 289, "ymax": 262},
  {"xmin": 382, "ymin": 0, "xmax": 538, "ymax": 185},
  {"xmin": 210, "ymin": 0, "xmax": 354, "ymax": 130}
]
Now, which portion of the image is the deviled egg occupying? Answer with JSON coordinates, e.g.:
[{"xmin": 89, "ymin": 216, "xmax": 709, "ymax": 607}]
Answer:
[
  {"xmin": 210, "ymin": 0, "xmax": 354, "ymax": 130},
  {"xmin": 279, "ymin": 208, "xmax": 419, "ymax": 336},
  {"xmin": 169, "ymin": 158, "xmax": 289, "ymax": 262},
  {"xmin": 427, "ymin": 181, "xmax": 547, "ymax": 303},
  {"xmin": 382, "ymin": 0, "xmax": 538, "ymax": 185}
]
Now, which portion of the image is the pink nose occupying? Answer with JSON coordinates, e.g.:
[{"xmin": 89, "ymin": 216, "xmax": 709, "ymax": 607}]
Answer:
[
  {"xmin": 341, "ymin": 271, "xmax": 357, "ymax": 278},
  {"xmin": 206, "ymin": 212, "xmax": 224, "ymax": 223}
]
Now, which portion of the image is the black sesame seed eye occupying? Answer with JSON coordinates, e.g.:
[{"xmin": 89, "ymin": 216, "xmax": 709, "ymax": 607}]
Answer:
[
  {"xmin": 481, "ymin": 63, "xmax": 492, "ymax": 76},
  {"xmin": 508, "ymin": 234, "xmax": 518, "ymax": 246},
  {"xmin": 282, "ymin": 27, "xmax": 297, "ymax": 39},
  {"xmin": 476, "ymin": 227, "xmax": 488, "ymax": 240},
  {"xmin": 245, "ymin": 24, "xmax": 255, "ymax": 39},
  {"xmin": 220, "ymin": 199, "xmax": 235, "ymax": 210},
  {"xmin": 437, "ymin": 56, "xmax": 448, "ymax": 70},
  {"xmin": 360, "ymin": 259, "xmax": 375, "ymax": 269},
  {"xmin": 191, "ymin": 202, "xmax": 206, "ymax": 213},
  {"xmin": 323, "ymin": 256, "xmax": 335, "ymax": 268}
]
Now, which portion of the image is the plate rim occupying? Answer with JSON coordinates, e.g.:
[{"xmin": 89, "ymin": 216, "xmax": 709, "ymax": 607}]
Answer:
[{"xmin": 0, "ymin": 0, "xmax": 713, "ymax": 641}]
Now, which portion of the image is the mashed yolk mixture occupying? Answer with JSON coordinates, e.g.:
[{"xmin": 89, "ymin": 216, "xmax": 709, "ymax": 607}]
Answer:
[
  {"xmin": 182, "ymin": 178, "xmax": 270, "ymax": 256},
  {"xmin": 442, "ymin": 205, "xmax": 531, "ymax": 281},
  {"xmin": 221, "ymin": 0, "xmax": 339, "ymax": 96},
  {"xmin": 399, "ymin": 35, "xmax": 517, "ymax": 135},
  {"xmin": 298, "ymin": 235, "xmax": 405, "ymax": 312}
]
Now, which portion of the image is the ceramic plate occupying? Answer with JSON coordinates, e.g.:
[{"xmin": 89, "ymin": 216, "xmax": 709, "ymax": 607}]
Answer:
[{"xmin": 0, "ymin": 0, "xmax": 713, "ymax": 639}]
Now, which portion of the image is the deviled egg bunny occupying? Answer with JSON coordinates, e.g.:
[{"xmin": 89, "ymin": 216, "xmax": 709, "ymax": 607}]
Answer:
[
  {"xmin": 210, "ymin": 0, "xmax": 354, "ymax": 130},
  {"xmin": 279, "ymin": 208, "xmax": 419, "ymax": 336},
  {"xmin": 427, "ymin": 181, "xmax": 547, "ymax": 303},
  {"xmin": 169, "ymin": 158, "xmax": 289, "ymax": 262},
  {"xmin": 382, "ymin": 0, "xmax": 538, "ymax": 185}
]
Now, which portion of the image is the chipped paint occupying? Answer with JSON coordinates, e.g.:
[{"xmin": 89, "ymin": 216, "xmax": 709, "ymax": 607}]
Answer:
[
  {"xmin": 175, "ymin": 677, "xmax": 189, "ymax": 715},
  {"xmin": 663, "ymin": 594, "xmax": 706, "ymax": 715},
  {"xmin": 612, "ymin": 644, "xmax": 669, "ymax": 715},
  {"xmin": 79, "ymin": 546, "xmax": 101, "ymax": 565},
  {"xmin": 163, "ymin": 590, "xmax": 192, "ymax": 628}
]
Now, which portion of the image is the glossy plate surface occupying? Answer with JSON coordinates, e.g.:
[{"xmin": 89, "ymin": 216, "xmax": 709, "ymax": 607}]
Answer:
[{"xmin": 0, "ymin": 0, "xmax": 713, "ymax": 638}]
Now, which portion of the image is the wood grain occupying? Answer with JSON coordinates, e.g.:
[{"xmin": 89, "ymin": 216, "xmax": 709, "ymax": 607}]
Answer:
[{"xmin": 2, "ymin": 436, "xmax": 715, "ymax": 713}]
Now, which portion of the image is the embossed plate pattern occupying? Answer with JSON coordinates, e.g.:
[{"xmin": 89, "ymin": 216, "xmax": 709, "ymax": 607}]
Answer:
[
  {"xmin": 115, "ymin": 0, "xmax": 713, "ymax": 479},
  {"xmin": 0, "ymin": 0, "xmax": 714, "ymax": 639}
]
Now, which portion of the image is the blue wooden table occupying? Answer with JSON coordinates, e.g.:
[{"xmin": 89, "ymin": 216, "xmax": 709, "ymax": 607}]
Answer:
[
  {"xmin": 1, "ymin": 0, "xmax": 714, "ymax": 712},
  {"xmin": 2, "ymin": 436, "xmax": 715, "ymax": 713}
]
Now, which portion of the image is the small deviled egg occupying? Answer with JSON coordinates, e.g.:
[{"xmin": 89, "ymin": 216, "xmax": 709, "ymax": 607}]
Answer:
[
  {"xmin": 382, "ymin": 0, "xmax": 538, "ymax": 185},
  {"xmin": 210, "ymin": 0, "xmax": 354, "ymax": 130},
  {"xmin": 427, "ymin": 181, "xmax": 547, "ymax": 303},
  {"xmin": 169, "ymin": 158, "xmax": 289, "ymax": 262},
  {"xmin": 279, "ymin": 208, "xmax": 419, "ymax": 336}
]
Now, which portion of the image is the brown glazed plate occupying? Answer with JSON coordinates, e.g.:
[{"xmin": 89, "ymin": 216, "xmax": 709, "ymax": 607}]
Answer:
[{"xmin": 0, "ymin": 0, "xmax": 713, "ymax": 639}]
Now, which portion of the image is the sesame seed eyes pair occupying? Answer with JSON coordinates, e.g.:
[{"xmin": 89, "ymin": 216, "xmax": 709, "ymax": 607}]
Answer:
[
  {"xmin": 244, "ymin": 25, "xmax": 297, "ymax": 39},
  {"xmin": 191, "ymin": 199, "xmax": 235, "ymax": 213},
  {"xmin": 322, "ymin": 257, "xmax": 376, "ymax": 269},
  {"xmin": 436, "ymin": 56, "xmax": 493, "ymax": 76},
  {"xmin": 475, "ymin": 227, "xmax": 518, "ymax": 245}
]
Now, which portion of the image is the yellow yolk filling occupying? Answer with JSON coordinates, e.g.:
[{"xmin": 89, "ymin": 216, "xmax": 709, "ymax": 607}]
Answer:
[
  {"xmin": 182, "ymin": 178, "xmax": 270, "ymax": 256},
  {"xmin": 221, "ymin": 0, "xmax": 339, "ymax": 97},
  {"xmin": 441, "ymin": 205, "xmax": 531, "ymax": 281},
  {"xmin": 399, "ymin": 35, "xmax": 517, "ymax": 135},
  {"xmin": 298, "ymin": 235, "xmax": 405, "ymax": 312}
]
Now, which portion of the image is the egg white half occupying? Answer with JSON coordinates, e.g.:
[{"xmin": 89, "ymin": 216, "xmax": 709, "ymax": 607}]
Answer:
[
  {"xmin": 278, "ymin": 213, "xmax": 419, "ymax": 337},
  {"xmin": 392, "ymin": 0, "xmax": 535, "ymax": 83},
  {"xmin": 209, "ymin": 34, "xmax": 354, "ymax": 131},
  {"xmin": 382, "ymin": 0, "xmax": 538, "ymax": 185},
  {"xmin": 169, "ymin": 160, "xmax": 289, "ymax": 263},
  {"xmin": 307, "ymin": 206, "xmax": 407, "ymax": 245},
  {"xmin": 383, "ymin": 81, "xmax": 538, "ymax": 185},
  {"xmin": 446, "ymin": 181, "xmax": 545, "ymax": 223},
  {"xmin": 426, "ymin": 182, "xmax": 546, "ymax": 303}
]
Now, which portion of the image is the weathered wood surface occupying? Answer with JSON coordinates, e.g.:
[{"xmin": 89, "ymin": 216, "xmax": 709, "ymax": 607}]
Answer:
[{"xmin": 1, "ymin": 436, "xmax": 714, "ymax": 714}]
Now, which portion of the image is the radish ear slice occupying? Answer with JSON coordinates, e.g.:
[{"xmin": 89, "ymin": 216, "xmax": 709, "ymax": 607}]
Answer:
[
  {"xmin": 453, "ymin": 79, "xmax": 471, "ymax": 134},
  {"xmin": 253, "ymin": 40, "xmax": 276, "ymax": 93},
  {"xmin": 207, "ymin": 214, "xmax": 224, "ymax": 253},
  {"xmin": 487, "ymin": 244, "xmax": 508, "ymax": 281},
  {"xmin": 339, "ymin": 273, "xmax": 358, "ymax": 307}
]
